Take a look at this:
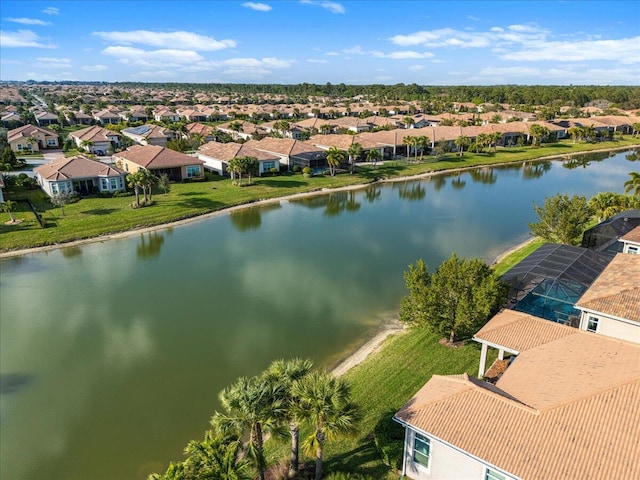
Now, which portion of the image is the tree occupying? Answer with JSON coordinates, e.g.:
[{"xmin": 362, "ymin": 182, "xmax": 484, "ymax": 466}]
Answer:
[
  {"xmin": 158, "ymin": 173, "xmax": 171, "ymax": 195},
  {"xmin": 454, "ymin": 135, "xmax": 470, "ymax": 157},
  {"xmin": 325, "ymin": 147, "xmax": 346, "ymax": 177},
  {"xmin": 528, "ymin": 124, "xmax": 550, "ymax": 146},
  {"xmin": 624, "ymin": 172, "xmax": 640, "ymax": 198},
  {"xmin": 127, "ymin": 171, "xmax": 143, "ymax": 207},
  {"xmin": 51, "ymin": 191, "xmax": 71, "ymax": 216},
  {"xmin": 403, "ymin": 116, "xmax": 415, "ymax": 129},
  {"xmin": 1, "ymin": 147, "xmax": 18, "ymax": 169},
  {"xmin": 528, "ymin": 194, "xmax": 591, "ymax": 245},
  {"xmin": 402, "ymin": 136, "xmax": 418, "ymax": 161},
  {"xmin": 292, "ymin": 371, "xmax": 360, "ymax": 480},
  {"xmin": 228, "ymin": 157, "xmax": 245, "ymax": 185},
  {"xmin": 212, "ymin": 375, "xmax": 284, "ymax": 480},
  {"xmin": 366, "ymin": 148, "xmax": 382, "ymax": 167},
  {"xmin": 166, "ymin": 138, "xmax": 189, "ymax": 153},
  {"xmin": 141, "ymin": 170, "xmax": 159, "ymax": 203},
  {"xmin": 1, "ymin": 200, "xmax": 17, "ymax": 223},
  {"xmin": 588, "ymin": 192, "xmax": 640, "ymax": 222},
  {"xmin": 489, "ymin": 132, "xmax": 502, "ymax": 152},
  {"xmin": 399, "ymin": 253, "xmax": 507, "ymax": 343},
  {"xmin": 416, "ymin": 136, "xmax": 431, "ymax": 161},
  {"xmin": 264, "ymin": 358, "xmax": 314, "ymax": 479},
  {"xmin": 347, "ymin": 142, "xmax": 362, "ymax": 174}
]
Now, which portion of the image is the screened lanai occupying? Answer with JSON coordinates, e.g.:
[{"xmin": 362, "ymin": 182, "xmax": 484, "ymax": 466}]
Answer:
[
  {"xmin": 581, "ymin": 209, "xmax": 640, "ymax": 253},
  {"xmin": 501, "ymin": 243, "xmax": 613, "ymax": 325}
]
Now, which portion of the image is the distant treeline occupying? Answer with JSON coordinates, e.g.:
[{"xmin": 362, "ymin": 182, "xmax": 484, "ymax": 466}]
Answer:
[{"xmin": 6, "ymin": 81, "xmax": 640, "ymax": 109}]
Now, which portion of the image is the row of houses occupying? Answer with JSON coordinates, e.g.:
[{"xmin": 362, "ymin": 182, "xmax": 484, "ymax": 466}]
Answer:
[{"xmin": 395, "ymin": 224, "xmax": 640, "ymax": 480}]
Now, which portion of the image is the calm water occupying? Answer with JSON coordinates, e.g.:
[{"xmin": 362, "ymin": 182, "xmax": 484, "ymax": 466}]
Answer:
[{"xmin": 1, "ymin": 149, "xmax": 636, "ymax": 480}]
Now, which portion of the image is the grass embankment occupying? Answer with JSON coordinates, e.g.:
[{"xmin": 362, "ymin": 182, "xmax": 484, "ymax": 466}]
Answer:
[
  {"xmin": 492, "ymin": 237, "xmax": 545, "ymax": 276},
  {"xmin": 1, "ymin": 138, "xmax": 638, "ymax": 253}
]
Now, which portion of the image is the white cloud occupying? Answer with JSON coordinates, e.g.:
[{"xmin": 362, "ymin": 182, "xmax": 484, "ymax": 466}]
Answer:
[
  {"xmin": 102, "ymin": 46, "xmax": 204, "ymax": 67},
  {"xmin": 93, "ymin": 30, "xmax": 236, "ymax": 51},
  {"xmin": 0, "ymin": 30, "xmax": 56, "ymax": 48},
  {"xmin": 371, "ymin": 50, "xmax": 434, "ymax": 59},
  {"xmin": 307, "ymin": 58, "xmax": 327, "ymax": 63},
  {"xmin": 242, "ymin": 2, "xmax": 272, "ymax": 11},
  {"xmin": 300, "ymin": 0, "xmax": 345, "ymax": 14},
  {"xmin": 36, "ymin": 57, "xmax": 71, "ymax": 68},
  {"xmin": 326, "ymin": 51, "xmax": 340, "ymax": 56},
  {"xmin": 6, "ymin": 18, "xmax": 52, "ymax": 26},
  {"xmin": 408, "ymin": 65, "xmax": 425, "ymax": 71},
  {"xmin": 42, "ymin": 7, "xmax": 59, "ymax": 15},
  {"xmin": 343, "ymin": 45, "xmax": 364, "ymax": 54},
  {"xmin": 502, "ymin": 37, "xmax": 640, "ymax": 64},
  {"xmin": 83, "ymin": 64, "xmax": 108, "ymax": 72}
]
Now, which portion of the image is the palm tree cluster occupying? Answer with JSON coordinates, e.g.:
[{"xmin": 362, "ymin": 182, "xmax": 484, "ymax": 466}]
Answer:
[
  {"xmin": 126, "ymin": 169, "xmax": 159, "ymax": 207},
  {"xmin": 150, "ymin": 359, "xmax": 359, "ymax": 480},
  {"xmin": 401, "ymin": 135, "xmax": 430, "ymax": 162}
]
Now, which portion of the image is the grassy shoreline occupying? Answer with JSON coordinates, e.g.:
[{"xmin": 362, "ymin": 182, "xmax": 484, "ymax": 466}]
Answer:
[{"xmin": 1, "ymin": 139, "xmax": 638, "ymax": 256}]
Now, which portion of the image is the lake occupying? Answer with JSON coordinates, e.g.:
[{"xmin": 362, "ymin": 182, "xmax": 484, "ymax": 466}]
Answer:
[{"xmin": 0, "ymin": 149, "xmax": 636, "ymax": 480}]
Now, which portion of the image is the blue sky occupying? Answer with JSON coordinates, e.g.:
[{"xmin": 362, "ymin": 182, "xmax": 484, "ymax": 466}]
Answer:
[{"xmin": 1, "ymin": 1, "xmax": 639, "ymax": 85}]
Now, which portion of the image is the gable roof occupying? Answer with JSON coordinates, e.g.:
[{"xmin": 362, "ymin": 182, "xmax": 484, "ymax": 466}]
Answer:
[
  {"xmin": 70, "ymin": 125, "xmax": 120, "ymax": 143},
  {"xmin": 620, "ymin": 225, "xmax": 640, "ymax": 245},
  {"xmin": 575, "ymin": 253, "xmax": 640, "ymax": 322},
  {"xmin": 198, "ymin": 141, "xmax": 243, "ymax": 161},
  {"xmin": 33, "ymin": 155, "xmax": 125, "ymax": 180},
  {"xmin": 8, "ymin": 124, "xmax": 57, "ymax": 142},
  {"xmin": 396, "ymin": 331, "xmax": 640, "ymax": 480},
  {"xmin": 114, "ymin": 145, "xmax": 204, "ymax": 169}
]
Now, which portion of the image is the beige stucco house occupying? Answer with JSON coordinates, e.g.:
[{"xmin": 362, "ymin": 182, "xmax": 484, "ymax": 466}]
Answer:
[{"xmin": 113, "ymin": 145, "xmax": 204, "ymax": 182}]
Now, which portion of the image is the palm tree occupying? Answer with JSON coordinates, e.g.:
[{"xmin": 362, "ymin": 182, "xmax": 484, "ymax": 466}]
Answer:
[
  {"xmin": 347, "ymin": 142, "xmax": 362, "ymax": 174},
  {"xmin": 325, "ymin": 147, "xmax": 346, "ymax": 177},
  {"xmin": 183, "ymin": 431, "xmax": 253, "ymax": 480},
  {"xmin": 264, "ymin": 358, "xmax": 314, "ymax": 479},
  {"xmin": 141, "ymin": 170, "xmax": 159, "ymax": 203},
  {"xmin": 403, "ymin": 116, "xmax": 415, "ymax": 129},
  {"xmin": 489, "ymin": 132, "xmax": 502, "ymax": 152},
  {"xmin": 402, "ymin": 136, "xmax": 416, "ymax": 161},
  {"xmin": 126, "ymin": 172, "xmax": 143, "ymax": 207},
  {"xmin": 624, "ymin": 172, "xmax": 640, "ymax": 198},
  {"xmin": 292, "ymin": 371, "xmax": 359, "ymax": 480},
  {"xmin": 1, "ymin": 200, "xmax": 16, "ymax": 223},
  {"xmin": 416, "ymin": 136, "xmax": 431, "ymax": 161},
  {"xmin": 454, "ymin": 135, "xmax": 470, "ymax": 157},
  {"xmin": 366, "ymin": 148, "xmax": 382, "ymax": 167},
  {"xmin": 212, "ymin": 375, "xmax": 285, "ymax": 480},
  {"xmin": 528, "ymin": 124, "xmax": 550, "ymax": 147}
]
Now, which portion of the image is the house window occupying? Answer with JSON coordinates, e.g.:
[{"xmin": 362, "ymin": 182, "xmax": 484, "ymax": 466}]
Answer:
[
  {"xmin": 413, "ymin": 433, "xmax": 430, "ymax": 469},
  {"xmin": 110, "ymin": 178, "xmax": 117, "ymax": 190},
  {"xmin": 101, "ymin": 178, "xmax": 108, "ymax": 190},
  {"xmin": 51, "ymin": 184, "xmax": 58, "ymax": 194},
  {"xmin": 587, "ymin": 316, "xmax": 599, "ymax": 333},
  {"xmin": 486, "ymin": 468, "xmax": 507, "ymax": 480},
  {"xmin": 47, "ymin": 139, "xmax": 56, "ymax": 146},
  {"xmin": 186, "ymin": 165, "xmax": 201, "ymax": 178},
  {"xmin": 628, "ymin": 245, "xmax": 639, "ymax": 254},
  {"xmin": 262, "ymin": 161, "xmax": 275, "ymax": 171}
]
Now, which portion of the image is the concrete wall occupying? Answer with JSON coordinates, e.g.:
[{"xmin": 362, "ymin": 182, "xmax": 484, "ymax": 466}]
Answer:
[{"xmin": 580, "ymin": 312, "xmax": 640, "ymax": 343}]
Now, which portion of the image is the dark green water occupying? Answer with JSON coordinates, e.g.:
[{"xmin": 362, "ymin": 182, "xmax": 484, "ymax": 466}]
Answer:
[{"xmin": 1, "ymin": 150, "xmax": 636, "ymax": 480}]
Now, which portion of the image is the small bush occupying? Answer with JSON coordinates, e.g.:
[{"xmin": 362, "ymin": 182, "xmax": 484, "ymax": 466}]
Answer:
[
  {"xmin": 302, "ymin": 166, "xmax": 312, "ymax": 175},
  {"xmin": 292, "ymin": 165, "xmax": 301, "ymax": 173},
  {"xmin": 325, "ymin": 473, "xmax": 374, "ymax": 480},
  {"xmin": 373, "ymin": 415, "xmax": 405, "ymax": 471},
  {"xmin": 269, "ymin": 167, "xmax": 278, "ymax": 175},
  {"xmin": 113, "ymin": 190, "xmax": 134, "ymax": 197}
]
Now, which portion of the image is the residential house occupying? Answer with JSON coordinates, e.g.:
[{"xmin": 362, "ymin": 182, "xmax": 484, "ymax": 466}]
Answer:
[
  {"xmin": 8, "ymin": 125, "xmax": 59, "ymax": 152},
  {"xmin": 33, "ymin": 155, "xmax": 126, "ymax": 196},
  {"xmin": 186, "ymin": 123, "xmax": 216, "ymax": 143},
  {"xmin": 620, "ymin": 226, "xmax": 640, "ymax": 254},
  {"xmin": 1, "ymin": 111, "xmax": 23, "ymax": 128},
  {"xmin": 34, "ymin": 111, "xmax": 59, "ymax": 126},
  {"xmin": 65, "ymin": 110, "xmax": 93, "ymax": 125},
  {"xmin": 69, "ymin": 125, "xmax": 121, "ymax": 155},
  {"xmin": 215, "ymin": 121, "xmax": 264, "ymax": 141},
  {"xmin": 395, "ymin": 308, "xmax": 640, "ymax": 480},
  {"xmin": 574, "ymin": 253, "xmax": 640, "ymax": 342},
  {"xmin": 153, "ymin": 108, "xmax": 181, "ymax": 123},
  {"xmin": 121, "ymin": 124, "xmax": 176, "ymax": 147},
  {"xmin": 197, "ymin": 141, "xmax": 280, "ymax": 177},
  {"xmin": 242, "ymin": 138, "xmax": 326, "ymax": 170},
  {"xmin": 113, "ymin": 145, "xmax": 204, "ymax": 181},
  {"xmin": 93, "ymin": 108, "xmax": 122, "ymax": 125}
]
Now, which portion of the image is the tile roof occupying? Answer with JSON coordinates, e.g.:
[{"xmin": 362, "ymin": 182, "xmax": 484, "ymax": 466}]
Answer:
[
  {"xmin": 474, "ymin": 309, "xmax": 577, "ymax": 353},
  {"xmin": 396, "ymin": 331, "xmax": 640, "ymax": 480},
  {"xmin": 8, "ymin": 124, "xmax": 57, "ymax": 142},
  {"xmin": 114, "ymin": 145, "xmax": 203, "ymax": 169},
  {"xmin": 198, "ymin": 141, "xmax": 243, "ymax": 160},
  {"xmin": 33, "ymin": 155, "xmax": 125, "ymax": 180},
  {"xmin": 621, "ymin": 225, "xmax": 640, "ymax": 244},
  {"xmin": 70, "ymin": 125, "xmax": 119, "ymax": 142},
  {"xmin": 575, "ymin": 253, "xmax": 640, "ymax": 323}
]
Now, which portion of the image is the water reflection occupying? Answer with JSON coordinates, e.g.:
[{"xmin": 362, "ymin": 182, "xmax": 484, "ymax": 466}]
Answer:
[
  {"xmin": 0, "ymin": 373, "xmax": 33, "ymax": 395},
  {"xmin": 450, "ymin": 174, "xmax": 466, "ymax": 190},
  {"xmin": 230, "ymin": 207, "xmax": 262, "ymax": 231},
  {"xmin": 325, "ymin": 191, "xmax": 361, "ymax": 216},
  {"xmin": 364, "ymin": 185, "xmax": 381, "ymax": 204},
  {"xmin": 563, "ymin": 150, "xmax": 609, "ymax": 169},
  {"xmin": 394, "ymin": 180, "xmax": 427, "ymax": 200},
  {"xmin": 430, "ymin": 175, "xmax": 447, "ymax": 191},
  {"xmin": 61, "ymin": 246, "xmax": 82, "ymax": 258},
  {"xmin": 522, "ymin": 161, "xmax": 551, "ymax": 179},
  {"xmin": 469, "ymin": 168, "xmax": 497, "ymax": 184},
  {"xmin": 136, "ymin": 231, "xmax": 166, "ymax": 259}
]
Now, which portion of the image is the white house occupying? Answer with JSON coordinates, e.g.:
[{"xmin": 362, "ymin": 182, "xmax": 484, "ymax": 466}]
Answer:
[
  {"xmin": 619, "ymin": 225, "xmax": 640, "ymax": 254},
  {"xmin": 197, "ymin": 141, "xmax": 280, "ymax": 177},
  {"xmin": 395, "ymin": 310, "xmax": 640, "ymax": 480},
  {"xmin": 69, "ymin": 125, "xmax": 121, "ymax": 155},
  {"xmin": 33, "ymin": 155, "xmax": 126, "ymax": 196},
  {"xmin": 574, "ymin": 253, "xmax": 640, "ymax": 343}
]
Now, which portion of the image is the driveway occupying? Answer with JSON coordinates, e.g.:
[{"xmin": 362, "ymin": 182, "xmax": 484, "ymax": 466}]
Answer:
[{"xmin": 42, "ymin": 149, "xmax": 65, "ymax": 162}]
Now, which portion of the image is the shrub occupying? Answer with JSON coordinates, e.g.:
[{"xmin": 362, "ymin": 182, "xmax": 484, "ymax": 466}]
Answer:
[
  {"xmin": 325, "ymin": 473, "xmax": 374, "ymax": 480},
  {"xmin": 292, "ymin": 165, "xmax": 301, "ymax": 173},
  {"xmin": 113, "ymin": 190, "xmax": 133, "ymax": 197},
  {"xmin": 373, "ymin": 415, "xmax": 405, "ymax": 471},
  {"xmin": 302, "ymin": 166, "xmax": 312, "ymax": 175},
  {"xmin": 269, "ymin": 167, "xmax": 278, "ymax": 175}
]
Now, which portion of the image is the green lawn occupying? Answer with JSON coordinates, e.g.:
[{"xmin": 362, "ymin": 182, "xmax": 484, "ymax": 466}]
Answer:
[
  {"xmin": 492, "ymin": 237, "xmax": 545, "ymax": 276},
  {"xmin": 1, "ymin": 137, "xmax": 638, "ymax": 253}
]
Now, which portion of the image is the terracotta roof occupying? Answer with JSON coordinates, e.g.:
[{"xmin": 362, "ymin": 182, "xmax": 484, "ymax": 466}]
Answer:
[
  {"xmin": 575, "ymin": 254, "xmax": 640, "ymax": 322},
  {"xmin": 70, "ymin": 125, "xmax": 119, "ymax": 142},
  {"xmin": 186, "ymin": 122, "xmax": 215, "ymax": 137},
  {"xmin": 198, "ymin": 141, "xmax": 243, "ymax": 160},
  {"xmin": 8, "ymin": 124, "xmax": 57, "ymax": 142},
  {"xmin": 621, "ymin": 225, "xmax": 640, "ymax": 244},
  {"xmin": 396, "ymin": 331, "xmax": 640, "ymax": 480},
  {"xmin": 474, "ymin": 309, "xmax": 577, "ymax": 353},
  {"xmin": 114, "ymin": 145, "xmax": 204, "ymax": 169},
  {"xmin": 34, "ymin": 155, "xmax": 125, "ymax": 180}
]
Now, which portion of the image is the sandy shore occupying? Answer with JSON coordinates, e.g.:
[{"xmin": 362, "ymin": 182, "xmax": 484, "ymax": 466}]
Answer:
[{"xmin": 1, "ymin": 143, "xmax": 636, "ymax": 260}]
